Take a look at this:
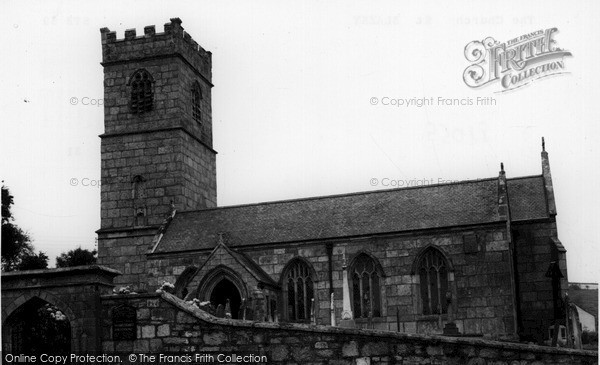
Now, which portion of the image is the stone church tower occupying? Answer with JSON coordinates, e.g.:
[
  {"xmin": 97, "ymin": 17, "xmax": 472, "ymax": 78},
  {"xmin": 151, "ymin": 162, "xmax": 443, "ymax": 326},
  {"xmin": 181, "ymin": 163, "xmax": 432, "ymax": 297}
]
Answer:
[{"xmin": 96, "ymin": 18, "xmax": 216, "ymax": 288}]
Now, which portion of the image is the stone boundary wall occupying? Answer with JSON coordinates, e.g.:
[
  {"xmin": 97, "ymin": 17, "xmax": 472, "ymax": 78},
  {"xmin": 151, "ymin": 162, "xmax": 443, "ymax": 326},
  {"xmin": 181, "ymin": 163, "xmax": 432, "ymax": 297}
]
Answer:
[{"xmin": 101, "ymin": 291, "xmax": 598, "ymax": 365}]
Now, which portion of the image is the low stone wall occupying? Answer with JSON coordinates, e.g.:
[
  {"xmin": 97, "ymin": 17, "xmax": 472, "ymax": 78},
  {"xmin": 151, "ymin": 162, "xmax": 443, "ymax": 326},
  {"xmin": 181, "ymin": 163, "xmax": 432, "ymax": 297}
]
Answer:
[{"xmin": 101, "ymin": 291, "xmax": 598, "ymax": 365}]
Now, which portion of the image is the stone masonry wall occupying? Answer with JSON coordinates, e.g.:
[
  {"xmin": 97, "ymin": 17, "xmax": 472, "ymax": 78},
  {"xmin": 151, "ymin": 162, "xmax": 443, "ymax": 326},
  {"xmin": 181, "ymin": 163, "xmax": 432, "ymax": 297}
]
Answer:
[
  {"xmin": 98, "ymin": 230, "xmax": 155, "ymax": 290},
  {"xmin": 513, "ymin": 221, "xmax": 566, "ymax": 344},
  {"xmin": 100, "ymin": 129, "xmax": 216, "ymax": 228},
  {"xmin": 100, "ymin": 291, "xmax": 598, "ymax": 365},
  {"xmin": 146, "ymin": 252, "xmax": 210, "ymax": 291},
  {"xmin": 149, "ymin": 224, "xmax": 517, "ymax": 338}
]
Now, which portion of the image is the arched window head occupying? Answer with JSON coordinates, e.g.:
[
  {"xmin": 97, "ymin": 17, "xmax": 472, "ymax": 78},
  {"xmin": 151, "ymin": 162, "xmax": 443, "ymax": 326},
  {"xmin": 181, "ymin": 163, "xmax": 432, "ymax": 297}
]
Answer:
[
  {"xmin": 418, "ymin": 248, "xmax": 449, "ymax": 315},
  {"xmin": 350, "ymin": 253, "xmax": 383, "ymax": 318},
  {"xmin": 191, "ymin": 82, "xmax": 202, "ymax": 124},
  {"xmin": 129, "ymin": 69, "xmax": 154, "ymax": 114},
  {"xmin": 282, "ymin": 259, "xmax": 314, "ymax": 322}
]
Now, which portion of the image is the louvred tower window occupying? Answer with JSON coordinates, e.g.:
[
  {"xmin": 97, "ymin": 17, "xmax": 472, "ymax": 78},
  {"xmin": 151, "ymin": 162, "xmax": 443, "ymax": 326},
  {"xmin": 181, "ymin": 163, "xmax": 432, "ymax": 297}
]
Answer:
[{"xmin": 129, "ymin": 69, "xmax": 153, "ymax": 113}]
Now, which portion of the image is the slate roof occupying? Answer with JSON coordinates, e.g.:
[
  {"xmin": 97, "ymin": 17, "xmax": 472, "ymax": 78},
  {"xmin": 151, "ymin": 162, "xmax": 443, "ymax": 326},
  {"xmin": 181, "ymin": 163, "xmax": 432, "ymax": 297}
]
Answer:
[
  {"xmin": 507, "ymin": 176, "xmax": 548, "ymax": 221},
  {"xmin": 152, "ymin": 175, "xmax": 550, "ymax": 254}
]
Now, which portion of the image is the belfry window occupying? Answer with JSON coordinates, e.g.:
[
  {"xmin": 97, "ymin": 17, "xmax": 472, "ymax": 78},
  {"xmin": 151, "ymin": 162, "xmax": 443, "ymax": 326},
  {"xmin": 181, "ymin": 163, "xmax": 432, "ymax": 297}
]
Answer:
[
  {"xmin": 192, "ymin": 82, "xmax": 202, "ymax": 124},
  {"xmin": 129, "ymin": 70, "xmax": 153, "ymax": 113},
  {"xmin": 282, "ymin": 259, "xmax": 314, "ymax": 322},
  {"xmin": 351, "ymin": 253, "xmax": 382, "ymax": 318},
  {"xmin": 418, "ymin": 248, "xmax": 449, "ymax": 315}
]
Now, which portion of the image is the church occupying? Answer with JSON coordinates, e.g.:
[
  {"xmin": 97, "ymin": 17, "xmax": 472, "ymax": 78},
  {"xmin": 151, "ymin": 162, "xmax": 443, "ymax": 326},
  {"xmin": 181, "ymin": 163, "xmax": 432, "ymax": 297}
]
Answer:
[
  {"xmin": 93, "ymin": 18, "xmax": 569, "ymax": 345},
  {"xmin": 4, "ymin": 18, "xmax": 594, "ymax": 363}
]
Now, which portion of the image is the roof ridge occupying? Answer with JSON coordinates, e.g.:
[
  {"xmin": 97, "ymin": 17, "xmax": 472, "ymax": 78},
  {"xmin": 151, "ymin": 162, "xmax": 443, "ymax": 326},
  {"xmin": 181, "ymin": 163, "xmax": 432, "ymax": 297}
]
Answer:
[{"xmin": 506, "ymin": 174, "xmax": 543, "ymax": 181}]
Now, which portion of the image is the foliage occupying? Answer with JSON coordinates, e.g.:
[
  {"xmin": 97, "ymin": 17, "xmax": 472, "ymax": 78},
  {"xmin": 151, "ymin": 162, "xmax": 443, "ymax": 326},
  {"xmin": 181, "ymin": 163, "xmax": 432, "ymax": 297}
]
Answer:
[
  {"xmin": 1, "ymin": 222, "xmax": 34, "ymax": 270},
  {"xmin": 29, "ymin": 303, "xmax": 70, "ymax": 354},
  {"xmin": 9, "ymin": 300, "xmax": 70, "ymax": 354},
  {"xmin": 1, "ymin": 185, "xmax": 47, "ymax": 271},
  {"xmin": 16, "ymin": 251, "xmax": 49, "ymax": 270},
  {"xmin": 187, "ymin": 298, "xmax": 216, "ymax": 315},
  {"xmin": 2, "ymin": 184, "xmax": 14, "ymax": 224},
  {"xmin": 55, "ymin": 247, "xmax": 97, "ymax": 268},
  {"xmin": 113, "ymin": 286, "xmax": 136, "ymax": 295},
  {"xmin": 157, "ymin": 281, "xmax": 175, "ymax": 294}
]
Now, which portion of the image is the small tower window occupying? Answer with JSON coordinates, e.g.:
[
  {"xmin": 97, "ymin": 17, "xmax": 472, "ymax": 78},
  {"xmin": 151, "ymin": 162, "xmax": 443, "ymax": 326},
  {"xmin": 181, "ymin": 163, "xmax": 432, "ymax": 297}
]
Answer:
[
  {"xmin": 129, "ymin": 70, "xmax": 154, "ymax": 113},
  {"xmin": 191, "ymin": 82, "xmax": 202, "ymax": 124}
]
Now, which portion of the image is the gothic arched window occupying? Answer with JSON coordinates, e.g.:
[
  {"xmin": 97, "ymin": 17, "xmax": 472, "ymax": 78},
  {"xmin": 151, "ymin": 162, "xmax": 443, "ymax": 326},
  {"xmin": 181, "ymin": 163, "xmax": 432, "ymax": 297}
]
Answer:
[
  {"xmin": 418, "ymin": 248, "xmax": 449, "ymax": 315},
  {"xmin": 191, "ymin": 82, "xmax": 202, "ymax": 124},
  {"xmin": 282, "ymin": 259, "xmax": 314, "ymax": 322},
  {"xmin": 351, "ymin": 253, "xmax": 382, "ymax": 318},
  {"xmin": 129, "ymin": 69, "xmax": 153, "ymax": 113}
]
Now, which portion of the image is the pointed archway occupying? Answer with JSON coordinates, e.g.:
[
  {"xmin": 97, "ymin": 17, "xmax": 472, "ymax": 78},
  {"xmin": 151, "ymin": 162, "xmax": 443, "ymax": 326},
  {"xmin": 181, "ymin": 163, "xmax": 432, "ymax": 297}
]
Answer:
[
  {"xmin": 2, "ymin": 297, "xmax": 71, "ymax": 354},
  {"xmin": 209, "ymin": 278, "xmax": 242, "ymax": 319},
  {"xmin": 197, "ymin": 265, "xmax": 248, "ymax": 319}
]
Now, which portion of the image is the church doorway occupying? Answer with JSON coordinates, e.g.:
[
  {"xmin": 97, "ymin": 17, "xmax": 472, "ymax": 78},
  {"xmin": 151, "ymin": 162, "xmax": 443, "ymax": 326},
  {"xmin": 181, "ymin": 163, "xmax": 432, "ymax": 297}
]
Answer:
[
  {"xmin": 3, "ymin": 297, "xmax": 71, "ymax": 354},
  {"xmin": 210, "ymin": 278, "xmax": 242, "ymax": 319}
]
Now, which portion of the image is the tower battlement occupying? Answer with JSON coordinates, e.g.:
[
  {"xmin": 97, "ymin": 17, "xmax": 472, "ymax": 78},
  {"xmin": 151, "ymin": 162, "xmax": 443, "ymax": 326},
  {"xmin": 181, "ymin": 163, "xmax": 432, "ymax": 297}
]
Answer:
[{"xmin": 100, "ymin": 18, "xmax": 212, "ymax": 83}]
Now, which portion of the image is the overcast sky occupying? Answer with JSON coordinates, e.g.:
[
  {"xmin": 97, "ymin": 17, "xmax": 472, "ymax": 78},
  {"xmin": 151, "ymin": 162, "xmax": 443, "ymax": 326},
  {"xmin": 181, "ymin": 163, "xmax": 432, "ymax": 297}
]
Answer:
[{"xmin": 1, "ymin": 1, "xmax": 598, "ymax": 283}]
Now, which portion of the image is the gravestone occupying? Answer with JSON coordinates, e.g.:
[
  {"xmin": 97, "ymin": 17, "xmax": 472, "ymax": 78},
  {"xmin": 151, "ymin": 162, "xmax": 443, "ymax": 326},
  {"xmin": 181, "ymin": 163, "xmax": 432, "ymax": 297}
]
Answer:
[
  {"xmin": 443, "ymin": 291, "xmax": 460, "ymax": 336},
  {"xmin": 215, "ymin": 304, "xmax": 225, "ymax": 318}
]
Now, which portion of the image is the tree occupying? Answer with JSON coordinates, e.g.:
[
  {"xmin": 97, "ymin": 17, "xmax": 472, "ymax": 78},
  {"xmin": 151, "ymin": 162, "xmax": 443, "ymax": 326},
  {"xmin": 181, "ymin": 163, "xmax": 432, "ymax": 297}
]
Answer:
[
  {"xmin": 1, "ymin": 184, "xmax": 47, "ymax": 271},
  {"xmin": 55, "ymin": 247, "xmax": 97, "ymax": 268},
  {"xmin": 16, "ymin": 251, "xmax": 49, "ymax": 270}
]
